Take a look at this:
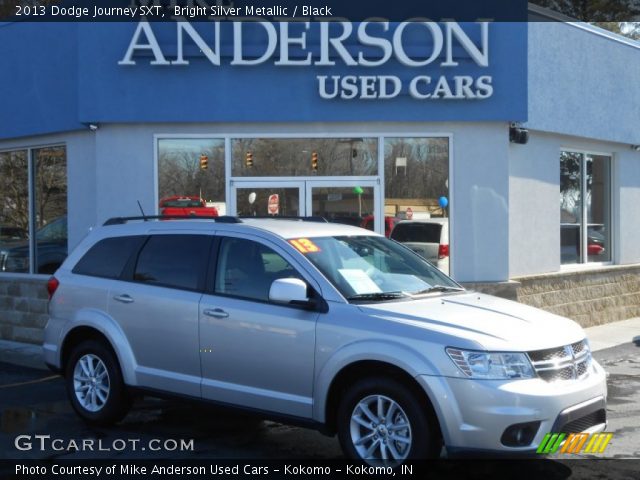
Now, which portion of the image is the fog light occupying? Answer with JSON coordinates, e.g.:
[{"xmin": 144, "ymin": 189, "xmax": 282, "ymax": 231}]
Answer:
[{"xmin": 501, "ymin": 421, "xmax": 540, "ymax": 447}]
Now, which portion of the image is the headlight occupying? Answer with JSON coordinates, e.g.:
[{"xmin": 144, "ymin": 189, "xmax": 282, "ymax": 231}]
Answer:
[
  {"xmin": 446, "ymin": 348, "xmax": 535, "ymax": 379},
  {"xmin": 4, "ymin": 255, "xmax": 29, "ymax": 272}
]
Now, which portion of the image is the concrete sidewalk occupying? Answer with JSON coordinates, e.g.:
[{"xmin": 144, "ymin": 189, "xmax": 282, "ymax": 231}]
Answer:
[{"xmin": 0, "ymin": 317, "xmax": 639, "ymax": 371}]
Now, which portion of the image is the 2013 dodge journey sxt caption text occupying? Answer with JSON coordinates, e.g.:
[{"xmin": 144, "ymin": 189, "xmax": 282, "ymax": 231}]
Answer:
[{"xmin": 43, "ymin": 217, "xmax": 607, "ymax": 465}]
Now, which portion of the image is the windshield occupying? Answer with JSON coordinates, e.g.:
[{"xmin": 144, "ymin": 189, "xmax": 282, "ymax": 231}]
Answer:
[
  {"xmin": 391, "ymin": 223, "xmax": 442, "ymax": 243},
  {"xmin": 296, "ymin": 235, "xmax": 461, "ymax": 301},
  {"xmin": 162, "ymin": 199, "xmax": 202, "ymax": 208}
]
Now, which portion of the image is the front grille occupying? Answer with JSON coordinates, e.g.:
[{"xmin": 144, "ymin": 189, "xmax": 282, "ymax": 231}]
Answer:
[
  {"xmin": 561, "ymin": 409, "xmax": 606, "ymax": 433},
  {"xmin": 528, "ymin": 339, "xmax": 591, "ymax": 382},
  {"xmin": 529, "ymin": 346, "xmax": 567, "ymax": 363},
  {"xmin": 571, "ymin": 341, "xmax": 586, "ymax": 355}
]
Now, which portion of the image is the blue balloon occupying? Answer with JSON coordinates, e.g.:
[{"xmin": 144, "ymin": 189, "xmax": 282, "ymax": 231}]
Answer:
[{"xmin": 438, "ymin": 196, "xmax": 449, "ymax": 208}]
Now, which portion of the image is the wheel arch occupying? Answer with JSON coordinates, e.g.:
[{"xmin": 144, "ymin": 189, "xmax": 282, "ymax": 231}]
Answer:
[
  {"xmin": 322, "ymin": 360, "xmax": 443, "ymax": 441},
  {"xmin": 59, "ymin": 312, "xmax": 137, "ymax": 385}
]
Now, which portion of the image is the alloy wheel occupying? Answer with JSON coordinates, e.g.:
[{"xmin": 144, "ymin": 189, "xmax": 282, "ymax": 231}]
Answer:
[
  {"xmin": 73, "ymin": 353, "xmax": 110, "ymax": 412},
  {"xmin": 349, "ymin": 394, "xmax": 412, "ymax": 463}
]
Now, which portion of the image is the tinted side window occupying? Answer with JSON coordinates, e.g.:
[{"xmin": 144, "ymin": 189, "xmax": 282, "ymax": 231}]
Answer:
[
  {"xmin": 215, "ymin": 237, "xmax": 300, "ymax": 301},
  {"xmin": 134, "ymin": 235, "xmax": 211, "ymax": 291},
  {"xmin": 391, "ymin": 223, "xmax": 442, "ymax": 243},
  {"xmin": 73, "ymin": 236, "xmax": 146, "ymax": 279}
]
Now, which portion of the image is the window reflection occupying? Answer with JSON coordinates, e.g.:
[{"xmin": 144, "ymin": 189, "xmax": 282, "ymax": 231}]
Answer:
[
  {"xmin": 0, "ymin": 146, "xmax": 68, "ymax": 274},
  {"xmin": 560, "ymin": 151, "xmax": 582, "ymax": 265},
  {"xmin": 586, "ymin": 155, "xmax": 611, "ymax": 263},
  {"xmin": 384, "ymin": 137, "xmax": 450, "ymax": 273},
  {"xmin": 560, "ymin": 151, "xmax": 611, "ymax": 265},
  {"xmin": 158, "ymin": 138, "xmax": 226, "ymax": 212},
  {"xmin": 232, "ymin": 138, "xmax": 378, "ymax": 177},
  {"xmin": 384, "ymin": 138, "xmax": 449, "ymax": 218},
  {"xmin": 0, "ymin": 150, "xmax": 30, "ymax": 273}
]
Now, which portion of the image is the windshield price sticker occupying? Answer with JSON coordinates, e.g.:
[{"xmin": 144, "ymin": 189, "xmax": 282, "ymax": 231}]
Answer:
[
  {"xmin": 338, "ymin": 269, "xmax": 382, "ymax": 294},
  {"xmin": 289, "ymin": 238, "xmax": 321, "ymax": 253}
]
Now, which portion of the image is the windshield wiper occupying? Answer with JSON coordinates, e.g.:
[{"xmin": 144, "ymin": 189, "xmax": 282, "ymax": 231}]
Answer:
[
  {"xmin": 413, "ymin": 285, "xmax": 465, "ymax": 295},
  {"xmin": 347, "ymin": 291, "xmax": 410, "ymax": 301}
]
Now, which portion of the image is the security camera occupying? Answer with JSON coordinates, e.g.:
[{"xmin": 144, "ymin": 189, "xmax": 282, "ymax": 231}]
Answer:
[
  {"xmin": 631, "ymin": 145, "xmax": 640, "ymax": 152},
  {"xmin": 89, "ymin": 124, "xmax": 99, "ymax": 131},
  {"xmin": 509, "ymin": 125, "xmax": 529, "ymax": 144}
]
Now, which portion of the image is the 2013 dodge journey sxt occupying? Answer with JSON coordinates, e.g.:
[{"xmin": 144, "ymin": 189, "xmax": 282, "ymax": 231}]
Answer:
[{"xmin": 43, "ymin": 217, "xmax": 607, "ymax": 464}]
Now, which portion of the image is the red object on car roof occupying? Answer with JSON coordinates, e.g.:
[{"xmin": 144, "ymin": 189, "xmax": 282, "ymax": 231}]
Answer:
[{"xmin": 159, "ymin": 196, "xmax": 218, "ymax": 217}]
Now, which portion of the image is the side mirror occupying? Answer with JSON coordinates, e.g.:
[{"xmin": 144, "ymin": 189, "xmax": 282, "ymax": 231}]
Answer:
[{"xmin": 269, "ymin": 278, "xmax": 309, "ymax": 305}]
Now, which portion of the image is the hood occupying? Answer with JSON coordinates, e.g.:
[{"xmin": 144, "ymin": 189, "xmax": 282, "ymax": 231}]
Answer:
[{"xmin": 357, "ymin": 292, "xmax": 585, "ymax": 352}]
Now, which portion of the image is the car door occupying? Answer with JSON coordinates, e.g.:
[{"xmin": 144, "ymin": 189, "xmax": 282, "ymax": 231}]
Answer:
[
  {"xmin": 108, "ymin": 233, "xmax": 212, "ymax": 397},
  {"xmin": 199, "ymin": 234, "xmax": 320, "ymax": 418}
]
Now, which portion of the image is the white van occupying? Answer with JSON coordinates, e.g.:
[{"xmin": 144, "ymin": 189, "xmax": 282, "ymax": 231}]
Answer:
[{"xmin": 390, "ymin": 219, "xmax": 450, "ymax": 274}]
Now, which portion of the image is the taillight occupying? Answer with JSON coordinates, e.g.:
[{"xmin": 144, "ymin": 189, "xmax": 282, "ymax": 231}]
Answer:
[
  {"xmin": 47, "ymin": 276, "xmax": 59, "ymax": 300},
  {"xmin": 438, "ymin": 244, "xmax": 449, "ymax": 259},
  {"xmin": 587, "ymin": 244, "xmax": 605, "ymax": 256}
]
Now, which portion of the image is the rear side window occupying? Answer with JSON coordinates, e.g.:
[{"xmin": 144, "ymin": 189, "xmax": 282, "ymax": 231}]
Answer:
[
  {"xmin": 391, "ymin": 223, "xmax": 442, "ymax": 243},
  {"xmin": 73, "ymin": 236, "xmax": 146, "ymax": 279},
  {"xmin": 162, "ymin": 199, "xmax": 201, "ymax": 207},
  {"xmin": 133, "ymin": 235, "xmax": 211, "ymax": 291}
]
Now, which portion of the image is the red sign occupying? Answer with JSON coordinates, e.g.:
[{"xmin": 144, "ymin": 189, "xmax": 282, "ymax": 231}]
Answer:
[
  {"xmin": 406, "ymin": 207, "xmax": 413, "ymax": 220},
  {"xmin": 268, "ymin": 194, "xmax": 279, "ymax": 215}
]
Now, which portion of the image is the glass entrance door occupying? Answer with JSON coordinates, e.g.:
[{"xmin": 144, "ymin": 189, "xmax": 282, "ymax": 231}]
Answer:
[
  {"xmin": 231, "ymin": 180, "xmax": 381, "ymax": 233},
  {"xmin": 306, "ymin": 180, "xmax": 380, "ymax": 231}
]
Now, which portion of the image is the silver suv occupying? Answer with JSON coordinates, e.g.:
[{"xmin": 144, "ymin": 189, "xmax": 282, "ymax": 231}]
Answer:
[{"xmin": 43, "ymin": 217, "xmax": 607, "ymax": 464}]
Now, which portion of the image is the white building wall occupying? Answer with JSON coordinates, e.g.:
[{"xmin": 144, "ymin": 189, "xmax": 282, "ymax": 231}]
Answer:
[
  {"xmin": 614, "ymin": 148, "xmax": 640, "ymax": 265},
  {"xmin": 508, "ymin": 132, "xmax": 560, "ymax": 277}
]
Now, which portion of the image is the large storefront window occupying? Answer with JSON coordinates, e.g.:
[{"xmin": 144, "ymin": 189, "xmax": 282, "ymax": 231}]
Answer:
[
  {"xmin": 0, "ymin": 146, "xmax": 67, "ymax": 274},
  {"xmin": 560, "ymin": 151, "xmax": 611, "ymax": 265},
  {"xmin": 156, "ymin": 135, "xmax": 450, "ymax": 273},
  {"xmin": 158, "ymin": 138, "xmax": 226, "ymax": 213},
  {"xmin": 231, "ymin": 138, "xmax": 378, "ymax": 177},
  {"xmin": 384, "ymin": 138, "xmax": 449, "ymax": 217},
  {"xmin": 384, "ymin": 137, "xmax": 450, "ymax": 273}
]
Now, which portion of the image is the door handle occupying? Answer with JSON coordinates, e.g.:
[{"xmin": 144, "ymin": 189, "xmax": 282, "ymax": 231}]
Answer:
[
  {"xmin": 113, "ymin": 294, "xmax": 134, "ymax": 304},
  {"xmin": 203, "ymin": 308, "xmax": 229, "ymax": 319}
]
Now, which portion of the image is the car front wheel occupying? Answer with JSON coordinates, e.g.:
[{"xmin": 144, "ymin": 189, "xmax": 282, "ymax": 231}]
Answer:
[
  {"xmin": 65, "ymin": 340, "xmax": 131, "ymax": 425},
  {"xmin": 337, "ymin": 377, "xmax": 440, "ymax": 465}
]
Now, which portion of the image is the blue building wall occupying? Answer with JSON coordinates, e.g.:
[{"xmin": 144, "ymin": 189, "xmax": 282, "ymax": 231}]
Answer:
[
  {"xmin": 0, "ymin": 22, "xmax": 83, "ymax": 139},
  {"xmin": 0, "ymin": 21, "xmax": 527, "ymax": 139},
  {"xmin": 527, "ymin": 22, "xmax": 640, "ymax": 145}
]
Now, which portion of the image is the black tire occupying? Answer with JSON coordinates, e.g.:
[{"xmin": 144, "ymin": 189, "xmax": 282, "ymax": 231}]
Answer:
[
  {"xmin": 65, "ymin": 340, "xmax": 131, "ymax": 426},
  {"xmin": 337, "ymin": 376, "xmax": 440, "ymax": 464}
]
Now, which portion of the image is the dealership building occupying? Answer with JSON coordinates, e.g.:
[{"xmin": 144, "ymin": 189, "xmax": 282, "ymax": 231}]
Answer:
[{"xmin": 1, "ymin": 15, "xmax": 639, "ymax": 343}]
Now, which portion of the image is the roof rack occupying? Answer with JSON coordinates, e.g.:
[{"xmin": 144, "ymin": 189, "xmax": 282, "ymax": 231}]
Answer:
[
  {"xmin": 239, "ymin": 216, "xmax": 329, "ymax": 223},
  {"xmin": 103, "ymin": 215, "xmax": 242, "ymax": 226}
]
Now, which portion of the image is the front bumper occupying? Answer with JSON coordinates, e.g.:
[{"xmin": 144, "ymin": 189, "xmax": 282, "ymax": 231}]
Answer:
[{"xmin": 417, "ymin": 359, "xmax": 608, "ymax": 454}]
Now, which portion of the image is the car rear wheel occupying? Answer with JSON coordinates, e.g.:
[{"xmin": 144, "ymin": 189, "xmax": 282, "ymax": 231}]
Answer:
[
  {"xmin": 337, "ymin": 377, "xmax": 440, "ymax": 465},
  {"xmin": 65, "ymin": 340, "xmax": 131, "ymax": 425}
]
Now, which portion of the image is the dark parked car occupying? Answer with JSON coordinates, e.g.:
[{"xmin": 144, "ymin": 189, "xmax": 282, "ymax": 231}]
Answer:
[
  {"xmin": 0, "ymin": 216, "xmax": 67, "ymax": 274},
  {"xmin": 0, "ymin": 226, "xmax": 26, "ymax": 242}
]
